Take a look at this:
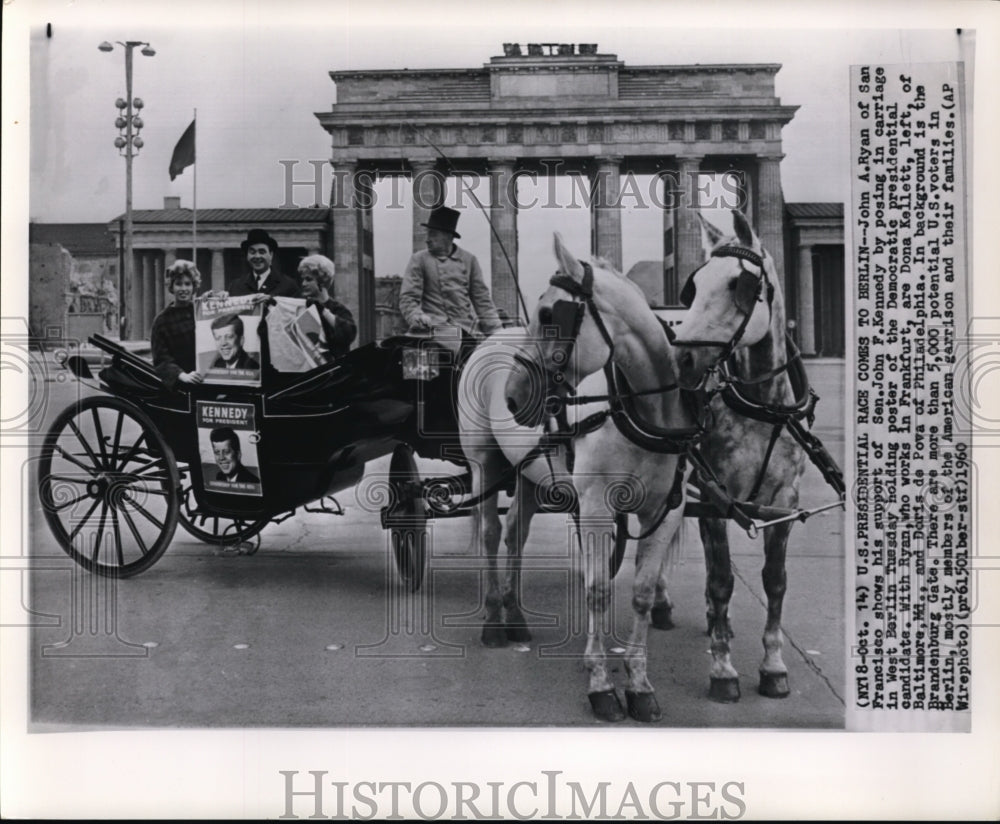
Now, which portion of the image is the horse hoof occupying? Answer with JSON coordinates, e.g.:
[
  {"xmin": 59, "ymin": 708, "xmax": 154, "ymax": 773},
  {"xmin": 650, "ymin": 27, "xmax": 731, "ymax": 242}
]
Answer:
[
  {"xmin": 588, "ymin": 689, "xmax": 626, "ymax": 722},
  {"xmin": 709, "ymin": 677, "xmax": 741, "ymax": 703},
  {"xmin": 505, "ymin": 622, "xmax": 532, "ymax": 643},
  {"xmin": 625, "ymin": 690, "xmax": 662, "ymax": 722},
  {"xmin": 481, "ymin": 624, "xmax": 508, "ymax": 648},
  {"xmin": 758, "ymin": 672, "xmax": 790, "ymax": 698},
  {"xmin": 650, "ymin": 604, "xmax": 674, "ymax": 631}
]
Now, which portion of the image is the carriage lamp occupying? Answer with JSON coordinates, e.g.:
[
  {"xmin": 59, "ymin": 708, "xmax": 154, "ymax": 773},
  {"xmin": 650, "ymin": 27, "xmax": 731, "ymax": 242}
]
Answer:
[{"xmin": 99, "ymin": 39, "xmax": 156, "ymax": 341}]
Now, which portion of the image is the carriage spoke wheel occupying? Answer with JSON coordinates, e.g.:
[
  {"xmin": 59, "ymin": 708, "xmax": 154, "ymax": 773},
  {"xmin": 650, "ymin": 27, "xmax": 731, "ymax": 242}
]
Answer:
[
  {"xmin": 38, "ymin": 396, "xmax": 180, "ymax": 577},
  {"xmin": 177, "ymin": 467, "xmax": 268, "ymax": 549},
  {"xmin": 388, "ymin": 443, "xmax": 427, "ymax": 591}
]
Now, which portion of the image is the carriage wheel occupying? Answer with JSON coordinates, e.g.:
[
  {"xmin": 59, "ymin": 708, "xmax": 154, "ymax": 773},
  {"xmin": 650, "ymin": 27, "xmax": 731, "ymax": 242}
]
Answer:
[
  {"xmin": 38, "ymin": 396, "xmax": 180, "ymax": 577},
  {"xmin": 388, "ymin": 443, "xmax": 427, "ymax": 591},
  {"xmin": 177, "ymin": 466, "xmax": 269, "ymax": 547},
  {"xmin": 609, "ymin": 513, "xmax": 630, "ymax": 579}
]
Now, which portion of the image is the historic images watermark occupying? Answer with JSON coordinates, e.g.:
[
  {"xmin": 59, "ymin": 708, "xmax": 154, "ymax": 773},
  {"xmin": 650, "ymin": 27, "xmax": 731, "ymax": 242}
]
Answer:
[
  {"xmin": 278, "ymin": 770, "xmax": 748, "ymax": 820},
  {"xmin": 278, "ymin": 159, "xmax": 748, "ymax": 212}
]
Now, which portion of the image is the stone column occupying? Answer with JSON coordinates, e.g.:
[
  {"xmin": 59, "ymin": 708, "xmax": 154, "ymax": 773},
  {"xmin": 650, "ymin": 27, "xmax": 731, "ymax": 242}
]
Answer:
[
  {"xmin": 796, "ymin": 243, "xmax": 816, "ymax": 355},
  {"xmin": 211, "ymin": 249, "xmax": 226, "ymax": 293},
  {"xmin": 356, "ymin": 172, "xmax": 376, "ymax": 346},
  {"xmin": 164, "ymin": 248, "xmax": 177, "ymax": 269},
  {"xmin": 590, "ymin": 155, "xmax": 622, "ymax": 271},
  {"xmin": 330, "ymin": 160, "xmax": 375, "ymax": 346},
  {"xmin": 675, "ymin": 154, "xmax": 704, "ymax": 303},
  {"xmin": 756, "ymin": 154, "xmax": 787, "ymax": 296},
  {"xmin": 488, "ymin": 158, "xmax": 519, "ymax": 324},
  {"xmin": 331, "ymin": 160, "xmax": 361, "ymax": 343},
  {"xmin": 141, "ymin": 252, "xmax": 155, "ymax": 338},
  {"xmin": 411, "ymin": 159, "xmax": 443, "ymax": 254},
  {"xmin": 131, "ymin": 248, "xmax": 144, "ymax": 338},
  {"xmin": 154, "ymin": 253, "xmax": 164, "ymax": 316}
]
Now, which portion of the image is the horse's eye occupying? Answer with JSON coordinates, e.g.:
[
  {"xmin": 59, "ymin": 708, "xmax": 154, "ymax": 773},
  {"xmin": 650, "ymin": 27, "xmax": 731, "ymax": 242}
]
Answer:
[
  {"xmin": 727, "ymin": 278, "xmax": 739, "ymax": 292},
  {"xmin": 538, "ymin": 307, "xmax": 553, "ymax": 325}
]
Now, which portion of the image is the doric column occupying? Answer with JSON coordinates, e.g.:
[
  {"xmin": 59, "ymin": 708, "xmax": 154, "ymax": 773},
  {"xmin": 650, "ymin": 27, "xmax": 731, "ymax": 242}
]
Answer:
[
  {"xmin": 488, "ymin": 158, "xmax": 519, "ymax": 323},
  {"xmin": 590, "ymin": 155, "xmax": 622, "ymax": 271},
  {"xmin": 131, "ymin": 248, "xmax": 143, "ymax": 338},
  {"xmin": 796, "ymin": 244, "xmax": 816, "ymax": 356},
  {"xmin": 331, "ymin": 160, "xmax": 361, "ymax": 342},
  {"xmin": 330, "ymin": 160, "xmax": 375, "ymax": 346},
  {"xmin": 164, "ymin": 248, "xmax": 177, "ymax": 269},
  {"xmin": 411, "ymin": 160, "xmax": 444, "ymax": 254},
  {"xmin": 756, "ymin": 154, "xmax": 787, "ymax": 295},
  {"xmin": 675, "ymin": 154, "xmax": 704, "ymax": 303},
  {"xmin": 141, "ymin": 252, "xmax": 155, "ymax": 338},
  {"xmin": 154, "ymin": 253, "xmax": 165, "ymax": 316},
  {"xmin": 211, "ymin": 249, "xmax": 225, "ymax": 293}
]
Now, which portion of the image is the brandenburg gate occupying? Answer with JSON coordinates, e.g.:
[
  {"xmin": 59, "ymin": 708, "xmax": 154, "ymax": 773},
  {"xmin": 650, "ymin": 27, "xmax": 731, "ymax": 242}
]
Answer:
[{"xmin": 316, "ymin": 44, "xmax": 797, "ymax": 344}]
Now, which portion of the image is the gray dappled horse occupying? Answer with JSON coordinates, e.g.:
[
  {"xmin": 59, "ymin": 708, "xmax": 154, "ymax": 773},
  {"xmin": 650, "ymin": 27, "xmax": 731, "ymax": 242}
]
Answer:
[{"xmin": 674, "ymin": 209, "xmax": 808, "ymax": 701}]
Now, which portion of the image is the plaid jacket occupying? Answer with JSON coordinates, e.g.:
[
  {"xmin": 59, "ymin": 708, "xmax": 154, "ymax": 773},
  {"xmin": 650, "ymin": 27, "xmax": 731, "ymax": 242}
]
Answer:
[{"xmin": 150, "ymin": 302, "xmax": 196, "ymax": 390}]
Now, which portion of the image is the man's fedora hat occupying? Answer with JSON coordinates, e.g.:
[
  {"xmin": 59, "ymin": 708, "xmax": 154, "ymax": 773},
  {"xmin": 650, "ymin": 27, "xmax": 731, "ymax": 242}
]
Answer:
[
  {"xmin": 241, "ymin": 228, "xmax": 279, "ymax": 254},
  {"xmin": 421, "ymin": 206, "xmax": 462, "ymax": 239}
]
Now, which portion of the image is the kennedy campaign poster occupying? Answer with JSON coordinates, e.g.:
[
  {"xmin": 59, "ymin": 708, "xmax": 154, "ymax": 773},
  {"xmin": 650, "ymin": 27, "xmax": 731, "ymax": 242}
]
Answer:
[
  {"xmin": 196, "ymin": 401, "xmax": 263, "ymax": 497},
  {"xmin": 195, "ymin": 295, "xmax": 263, "ymax": 386}
]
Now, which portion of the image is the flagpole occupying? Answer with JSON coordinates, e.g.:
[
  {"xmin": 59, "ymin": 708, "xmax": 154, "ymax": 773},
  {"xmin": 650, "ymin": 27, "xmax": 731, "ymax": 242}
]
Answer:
[{"xmin": 192, "ymin": 109, "xmax": 198, "ymax": 265}]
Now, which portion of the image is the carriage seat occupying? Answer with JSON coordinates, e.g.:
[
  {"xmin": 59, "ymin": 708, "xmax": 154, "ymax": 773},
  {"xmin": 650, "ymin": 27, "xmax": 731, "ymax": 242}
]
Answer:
[{"xmin": 349, "ymin": 399, "xmax": 414, "ymax": 428}]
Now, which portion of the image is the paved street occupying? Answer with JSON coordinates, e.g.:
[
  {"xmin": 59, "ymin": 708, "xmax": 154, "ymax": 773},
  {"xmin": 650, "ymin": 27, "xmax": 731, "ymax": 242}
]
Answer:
[{"xmin": 25, "ymin": 357, "xmax": 845, "ymax": 729}]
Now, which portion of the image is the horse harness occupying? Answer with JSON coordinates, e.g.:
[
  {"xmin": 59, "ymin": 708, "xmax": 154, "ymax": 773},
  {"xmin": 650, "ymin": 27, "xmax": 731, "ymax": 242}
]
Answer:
[
  {"xmin": 672, "ymin": 244, "xmax": 775, "ymax": 366},
  {"xmin": 713, "ymin": 335, "xmax": 845, "ymax": 501},
  {"xmin": 522, "ymin": 262, "xmax": 708, "ymax": 539}
]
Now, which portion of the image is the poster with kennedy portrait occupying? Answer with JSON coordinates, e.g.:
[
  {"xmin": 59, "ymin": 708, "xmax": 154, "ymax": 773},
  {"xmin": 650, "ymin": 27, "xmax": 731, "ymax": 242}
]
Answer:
[
  {"xmin": 196, "ymin": 401, "xmax": 263, "ymax": 497},
  {"xmin": 195, "ymin": 295, "xmax": 264, "ymax": 386}
]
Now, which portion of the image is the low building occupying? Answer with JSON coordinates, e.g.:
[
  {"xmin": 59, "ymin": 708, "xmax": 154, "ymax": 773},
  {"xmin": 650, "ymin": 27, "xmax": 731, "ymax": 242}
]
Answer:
[{"xmin": 107, "ymin": 198, "xmax": 331, "ymax": 339}]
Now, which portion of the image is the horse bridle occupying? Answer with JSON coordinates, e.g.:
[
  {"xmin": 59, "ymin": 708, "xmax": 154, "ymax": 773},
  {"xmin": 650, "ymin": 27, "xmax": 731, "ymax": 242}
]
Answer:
[
  {"xmin": 673, "ymin": 244, "xmax": 775, "ymax": 366},
  {"xmin": 513, "ymin": 261, "xmax": 616, "ymax": 416}
]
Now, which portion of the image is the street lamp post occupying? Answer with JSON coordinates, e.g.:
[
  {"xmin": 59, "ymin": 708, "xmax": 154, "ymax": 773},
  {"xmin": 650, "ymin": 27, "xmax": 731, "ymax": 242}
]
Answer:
[{"xmin": 99, "ymin": 40, "xmax": 155, "ymax": 341}]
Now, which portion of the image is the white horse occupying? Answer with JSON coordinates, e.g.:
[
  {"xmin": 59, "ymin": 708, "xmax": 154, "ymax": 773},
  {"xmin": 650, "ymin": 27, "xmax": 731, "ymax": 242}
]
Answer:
[
  {"xmin": 674, "ymin": 208, "xmax": 810, "ymax": 702},
  {"xmin": 460, "ymin": 233, "xmax": 699, "ymax": 722}
]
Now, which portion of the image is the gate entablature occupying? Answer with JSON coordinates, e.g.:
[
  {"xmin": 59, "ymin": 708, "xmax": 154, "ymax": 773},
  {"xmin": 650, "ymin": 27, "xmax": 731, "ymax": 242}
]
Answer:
[{"xmin": 316, "ymin": 46, "xmax": 796, "ymax": 338}]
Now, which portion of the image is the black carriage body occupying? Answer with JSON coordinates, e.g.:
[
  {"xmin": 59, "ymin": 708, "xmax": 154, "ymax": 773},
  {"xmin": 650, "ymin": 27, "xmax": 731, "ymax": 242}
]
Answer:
[{"xmin": 91, "ymin": 333, "xmax": 463, "ymax": 521}]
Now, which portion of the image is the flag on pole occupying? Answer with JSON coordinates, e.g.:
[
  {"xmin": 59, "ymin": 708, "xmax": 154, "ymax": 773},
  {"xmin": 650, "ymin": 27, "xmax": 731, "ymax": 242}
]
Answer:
[{"xmin": 169, "ymin": 119, "xmax": 196, "ymax": 181}]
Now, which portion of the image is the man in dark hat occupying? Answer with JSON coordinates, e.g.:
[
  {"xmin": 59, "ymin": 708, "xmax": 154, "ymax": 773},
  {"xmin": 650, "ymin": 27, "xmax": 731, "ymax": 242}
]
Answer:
[
  {"xmin": 398, "ymin": 206, "xmax": 502, "ymax": 338},
  {"xmin": 227, "ymin": 228, "xmax": 299, "ymax": 297}
]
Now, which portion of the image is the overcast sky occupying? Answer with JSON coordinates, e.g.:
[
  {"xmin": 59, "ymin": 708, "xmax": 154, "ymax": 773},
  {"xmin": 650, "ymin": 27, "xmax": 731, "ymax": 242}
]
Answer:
[{"xmin": 20, "ymin": 1, "xmax": 970, "ymax": 301}]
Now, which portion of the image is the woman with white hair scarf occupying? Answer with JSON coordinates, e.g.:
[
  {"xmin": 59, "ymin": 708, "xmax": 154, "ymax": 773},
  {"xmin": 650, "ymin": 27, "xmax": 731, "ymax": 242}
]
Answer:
[
  {"xmin": 150, "ymin": 259, "xmax": 204, "ymax": 389},
  {"xmin": 298, "ymin": 254, "xmax": 357, "ymax": 359}
]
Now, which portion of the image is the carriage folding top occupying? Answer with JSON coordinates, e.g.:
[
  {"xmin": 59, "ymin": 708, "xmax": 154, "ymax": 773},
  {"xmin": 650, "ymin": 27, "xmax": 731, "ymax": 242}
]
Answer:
[{"xmin": 42, "ymin": 323, "xmax": 470, "ymax": 589}]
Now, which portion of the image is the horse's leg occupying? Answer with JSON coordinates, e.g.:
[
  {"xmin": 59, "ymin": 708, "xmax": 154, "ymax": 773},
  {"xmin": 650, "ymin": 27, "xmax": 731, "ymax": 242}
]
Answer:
[
  {"xmin": 579, "ymin": 487, "xmax": 625, "ymax": 721},
  {"xmin": 700, "ymin": 516, "xmax": 740, "ymax": 702},
  {"xmin": 468, "ymin": 455, "xmax": 506, "ymax": 648},
  {"xmin": 622, "ymin": 509, "xmax": 683, "ymax": 722},
  {"xmin": 651, "ymin": 521, "xmax": 679, "ymax": 631},
  {"xmin": 758, "ymin": 520, "xmax": 792, "ymax": 697},
  {"xmin": 502, "ymin": 475, "xmax": 538, "ymax": 642}
]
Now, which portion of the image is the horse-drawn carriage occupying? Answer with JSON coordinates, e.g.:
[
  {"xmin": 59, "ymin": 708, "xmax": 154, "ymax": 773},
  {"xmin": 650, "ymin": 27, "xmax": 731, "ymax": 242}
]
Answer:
[
  {"xmin": 39, "ymin": 327, "xmax": 495, "ymax": 589},
  {"xmin": 38, "ymin": 211, "xmax": 846, "ymax": 722}
]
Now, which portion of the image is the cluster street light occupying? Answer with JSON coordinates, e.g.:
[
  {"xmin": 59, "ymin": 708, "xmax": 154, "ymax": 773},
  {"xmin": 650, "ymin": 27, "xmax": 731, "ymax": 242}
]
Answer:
[{"xmin": 98, "ymin": 40, "xmax": 155, "ymax": 340}]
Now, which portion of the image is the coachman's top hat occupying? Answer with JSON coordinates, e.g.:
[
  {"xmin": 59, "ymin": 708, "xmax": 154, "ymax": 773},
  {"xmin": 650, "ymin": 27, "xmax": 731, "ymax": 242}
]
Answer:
[
  {"xmin": 241, "ymin": 228, "xmax": 279, "ymax": 254},
  {"xmin": 421, "ymin": 206, "xmax": 462, "ymax": 239}
]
